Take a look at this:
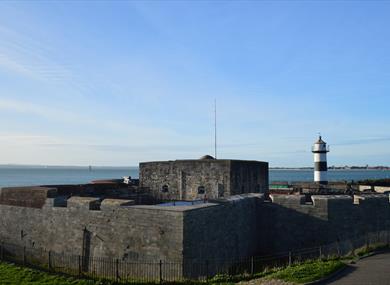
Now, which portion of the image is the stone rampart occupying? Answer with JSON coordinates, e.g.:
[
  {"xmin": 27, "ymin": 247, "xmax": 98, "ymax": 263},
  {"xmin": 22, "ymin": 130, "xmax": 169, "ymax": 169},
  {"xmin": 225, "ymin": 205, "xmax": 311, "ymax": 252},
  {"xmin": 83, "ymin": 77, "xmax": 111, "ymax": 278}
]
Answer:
[
  {"xmin": 0, "ymin": 197, "xmax": 184, "ymax": 262},
  {"xmin": 265, "ymin": 194, "xmax": 390, "ymax": 253},
  {"xmin": 0, "ymin": 186, "xmax": 57, "ymax": 208},
  {"xmin": 0, "ymin": 192, "xmax": 388, "ymax": 266},
  {"xmin": 183, "ymin": 194, "xmax": 264, "ymax": 262}
]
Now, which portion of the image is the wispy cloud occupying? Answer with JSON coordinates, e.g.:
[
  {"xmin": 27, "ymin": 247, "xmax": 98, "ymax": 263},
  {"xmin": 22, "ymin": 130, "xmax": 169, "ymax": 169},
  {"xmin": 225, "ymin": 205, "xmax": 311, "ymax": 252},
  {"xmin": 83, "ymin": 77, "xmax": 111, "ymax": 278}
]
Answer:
[
  {"xmin": 0, "ymin": 24, "xmax": 120, "ymax": 100},
  {"xmin": 36, "ymin": 141, "xmax": 308, "ymax": 156},
  {"xmin": 0, "ymin": 97, "xmax": 129, "ymax": 132},
  {"xmin": 0, "ymin": 25, "xmax": 72, "ymax": 82},
  {"xmin": 0, "ymin": 54, "xmax": 37, "ymax": 78},
  {"xmin": 332, "ymin": 136, "xmax": 390, "ymax": 146}
]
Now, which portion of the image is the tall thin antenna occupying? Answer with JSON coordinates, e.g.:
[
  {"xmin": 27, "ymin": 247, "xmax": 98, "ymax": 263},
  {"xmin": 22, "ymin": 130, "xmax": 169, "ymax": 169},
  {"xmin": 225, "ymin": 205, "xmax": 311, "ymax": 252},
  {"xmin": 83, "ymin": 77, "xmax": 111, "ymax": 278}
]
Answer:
[{"xmin": 214, "ymin": 99, "xmax": 217, "ymax": 159}]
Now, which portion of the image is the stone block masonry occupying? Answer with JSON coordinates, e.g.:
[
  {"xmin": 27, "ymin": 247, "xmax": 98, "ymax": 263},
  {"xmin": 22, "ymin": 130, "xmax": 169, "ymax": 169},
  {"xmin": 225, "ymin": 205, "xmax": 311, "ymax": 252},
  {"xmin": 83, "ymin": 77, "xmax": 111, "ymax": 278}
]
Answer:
[
  {"xmin": 0, "ymin": 197, "xmax": 184, "ymax": 262},
  {"xmin": 264, "ymin": 194, "xmax": 390, "ymax": 253},
  {"xmin": 139, "ymin": 159, "xmax": 268, "ymax": 200},
  {"xmin": 0, "ymin": 190, "xmax": 389, "ymax": 270}
]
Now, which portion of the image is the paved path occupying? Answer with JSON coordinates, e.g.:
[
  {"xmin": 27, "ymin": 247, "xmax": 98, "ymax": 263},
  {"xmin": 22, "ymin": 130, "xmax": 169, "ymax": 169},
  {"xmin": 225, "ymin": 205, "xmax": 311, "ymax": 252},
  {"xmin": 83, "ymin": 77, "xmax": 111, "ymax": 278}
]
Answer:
[{"xmin": 321, "ymin": 251, "xmax": 390, "ymax": 285}]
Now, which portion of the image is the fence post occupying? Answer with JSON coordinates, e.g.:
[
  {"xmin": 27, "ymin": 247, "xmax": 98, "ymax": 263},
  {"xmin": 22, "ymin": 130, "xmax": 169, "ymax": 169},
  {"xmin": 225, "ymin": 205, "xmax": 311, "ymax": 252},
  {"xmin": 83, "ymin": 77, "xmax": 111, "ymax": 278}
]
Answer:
[
  {"xmin": 48, "ymin": 250, "xmax": 52, "ymax": 271},
  {"xmin": 288, "ymin": 251, "xmax": 292, "ymax": 266},
  {"xmin": 0, "ymin": 242, "xmax": 3, "ymax": 261},
  {"xmin": 78, "ymin": 255, "xmax": 81, "ymax": 277},
  {"xmin": 159, "ymin": 260, "xmax": 163, "ymax": 284},
  {"xmin": 205, "ymin": 259, "xmax": 209, "ymax": 280},
  {"xmin": 337, "ymin": 244, "xmax": 341, "ymax": 258},
  {"xmin": 116, "ymin": 258, "xmax": 119, "ymax": 282},
  {"xmin": 250, "ymin": 256, "xmax": 254, "ymax": 276},
  {"xmin": 23, "ymin": 246, "xmax": 26, "ymax": 265},
  {"xmin": 319, "ymin": 246, "xmax": 322, "ymax": 260}
]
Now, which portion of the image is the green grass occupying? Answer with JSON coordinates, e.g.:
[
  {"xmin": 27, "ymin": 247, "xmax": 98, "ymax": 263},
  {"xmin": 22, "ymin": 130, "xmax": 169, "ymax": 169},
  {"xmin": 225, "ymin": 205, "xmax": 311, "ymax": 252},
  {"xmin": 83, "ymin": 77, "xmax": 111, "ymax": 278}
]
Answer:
[
  {"xmin": 0, "ymin": 259, "xmax": 347, "ymax": 285},
  {"xmin": 354, "ymin": 243, "xmax": 389, "ymax": 257},
  {"xmin": 0, "ymin": 262, "xmax": 101, "ymax": 285},
  {"xmin": 208, "ymin": 268, "xmax": 277, "ymax": 284},
  {"xmin": 268, "ymin": 259, "xmax": 345, "ymax": 284}
]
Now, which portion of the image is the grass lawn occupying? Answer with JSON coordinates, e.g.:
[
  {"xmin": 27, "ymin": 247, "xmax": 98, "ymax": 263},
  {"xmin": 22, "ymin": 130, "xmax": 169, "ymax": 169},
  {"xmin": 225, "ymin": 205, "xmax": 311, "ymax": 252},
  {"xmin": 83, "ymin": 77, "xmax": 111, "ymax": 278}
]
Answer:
[
  {"xmin": 268, "ymin": 259, "xmax": 345, "ymax": 284},
  {"xmin": 0, "ymin": 259, "xmax": 346, "ymax": 285},
  {"xmin": 0, "ymin": 262, "xmax": 99, "ymax": 285}
]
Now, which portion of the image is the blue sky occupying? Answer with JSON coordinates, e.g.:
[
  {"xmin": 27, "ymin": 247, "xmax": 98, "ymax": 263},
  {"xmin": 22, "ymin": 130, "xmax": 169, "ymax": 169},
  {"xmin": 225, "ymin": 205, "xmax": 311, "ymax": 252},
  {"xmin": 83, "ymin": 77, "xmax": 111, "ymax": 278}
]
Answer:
[{"xmin": 0, "ymin": 1, "xmax": 389, "ymax": 167}]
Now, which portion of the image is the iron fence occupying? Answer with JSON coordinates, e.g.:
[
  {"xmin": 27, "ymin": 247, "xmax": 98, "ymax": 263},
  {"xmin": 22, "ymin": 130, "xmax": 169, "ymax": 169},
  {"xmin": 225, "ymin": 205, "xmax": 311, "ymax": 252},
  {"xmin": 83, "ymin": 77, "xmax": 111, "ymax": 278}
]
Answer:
[{"xmin": 0, "ymin": 231, "xmax": 389, "ymax": 283}]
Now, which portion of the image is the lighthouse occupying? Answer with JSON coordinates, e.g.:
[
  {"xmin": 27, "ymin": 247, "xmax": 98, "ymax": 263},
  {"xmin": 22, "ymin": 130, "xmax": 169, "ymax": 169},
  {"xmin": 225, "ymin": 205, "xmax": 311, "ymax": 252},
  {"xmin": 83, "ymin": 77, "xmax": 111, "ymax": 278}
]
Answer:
[{"xmin": 312, "ymin": 135, "xmax": 329, "ymax": 184}]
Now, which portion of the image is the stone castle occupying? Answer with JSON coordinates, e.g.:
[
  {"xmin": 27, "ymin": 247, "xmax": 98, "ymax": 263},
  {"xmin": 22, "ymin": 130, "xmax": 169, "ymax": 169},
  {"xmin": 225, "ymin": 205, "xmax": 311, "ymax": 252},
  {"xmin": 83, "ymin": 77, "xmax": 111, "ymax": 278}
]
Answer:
[{"xmin": 0, "ymin": 156, "xmax": 389, "ymax": 269}]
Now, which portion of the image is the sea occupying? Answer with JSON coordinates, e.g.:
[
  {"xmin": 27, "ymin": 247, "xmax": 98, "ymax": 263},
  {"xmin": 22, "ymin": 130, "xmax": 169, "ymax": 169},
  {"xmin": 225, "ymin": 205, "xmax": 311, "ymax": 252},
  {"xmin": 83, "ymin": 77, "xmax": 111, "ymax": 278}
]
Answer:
[{"xmin": 0, "ymin": 166, "xmax": 389, "ymax": 188}]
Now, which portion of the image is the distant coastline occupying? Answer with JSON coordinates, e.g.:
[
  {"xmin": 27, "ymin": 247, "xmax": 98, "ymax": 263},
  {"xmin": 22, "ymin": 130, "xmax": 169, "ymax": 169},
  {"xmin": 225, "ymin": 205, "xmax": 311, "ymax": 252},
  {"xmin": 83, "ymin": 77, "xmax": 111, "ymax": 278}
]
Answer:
[
  {"xmin": 1, "ymin": 166, "xmax": 389, "ymax": 188},
  {"xmin": 0, "ymin": 164, "xmax": 389, "ymax": 170},
  {"xmin": 0, "ymin": 164, "xmax": 137, "ymax": 169},
  {"xmin": 270, "ymin": 166, "xmax": 390, "ymax": 170}
]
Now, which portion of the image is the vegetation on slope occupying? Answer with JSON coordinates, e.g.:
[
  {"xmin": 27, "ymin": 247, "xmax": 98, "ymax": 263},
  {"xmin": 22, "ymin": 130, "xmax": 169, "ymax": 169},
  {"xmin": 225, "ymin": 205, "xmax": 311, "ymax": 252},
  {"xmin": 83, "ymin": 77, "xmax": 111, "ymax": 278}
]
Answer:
[
  {"xmin": 0, "ymin": 262, "xmax": 97, "ymax": 285},
  {"xmin": 268, "ymin": 259, "xmax": 345, "ymax": 284},
  {"xmin": 0, "ymin": 259, "xmax": 346, "ymax": 285}
]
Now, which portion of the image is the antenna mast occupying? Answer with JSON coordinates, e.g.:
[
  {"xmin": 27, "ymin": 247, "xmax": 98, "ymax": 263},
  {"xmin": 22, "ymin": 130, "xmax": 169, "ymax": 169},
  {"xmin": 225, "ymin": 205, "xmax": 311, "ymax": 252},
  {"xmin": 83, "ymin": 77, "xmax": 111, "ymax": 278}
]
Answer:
[{"xmin": 214, "ymin": 99, "xmax": 217, "ymax": 159}]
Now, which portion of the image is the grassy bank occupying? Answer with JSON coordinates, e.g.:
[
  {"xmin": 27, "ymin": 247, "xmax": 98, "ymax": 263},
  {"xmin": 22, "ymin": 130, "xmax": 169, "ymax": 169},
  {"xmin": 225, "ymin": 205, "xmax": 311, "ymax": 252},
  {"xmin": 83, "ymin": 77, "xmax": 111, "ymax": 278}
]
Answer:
[
  {"xmin": 268, "ymin": 259, "xmax": 345, "ymax": 284},
  {"xmin": 0, "ymin": 262, "xmax": 98, "ymax": 285},
  {"xmin": 0, "ymin": 258, "xmax": 346, "ymax": 285}
]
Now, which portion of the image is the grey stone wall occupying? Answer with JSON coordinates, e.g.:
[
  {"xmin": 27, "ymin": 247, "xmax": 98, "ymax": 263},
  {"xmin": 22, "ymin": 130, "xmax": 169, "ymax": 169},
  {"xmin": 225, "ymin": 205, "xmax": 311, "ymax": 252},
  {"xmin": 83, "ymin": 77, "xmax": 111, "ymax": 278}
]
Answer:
[
  {"xmin": 139, "ymin": 159, "xmax": 268, "ymax": 200},
  {"xmin": 139, "ymin": 160, "xmax": 231, "ymax": 201},
  {"xmin": 264, "ymin": 194, "xmax": 390, "ymax": 253},
  {"xmin": 0, "ymin": 198, "xmax": 184, "ymax": 262},
  {"xmin": 0, "ymin": 187, "xmax": 57, "ymax": 208},
  {"xmin": 0, "ymin": 192, "xmax": 388, "ymax": 270},
  {"xmin": 183, "ymin": 194, "xmax": 264, "ymax": 262},
  {"xmin": 230, "ymin": 161, "xmax": 269, "ymax": 195}
]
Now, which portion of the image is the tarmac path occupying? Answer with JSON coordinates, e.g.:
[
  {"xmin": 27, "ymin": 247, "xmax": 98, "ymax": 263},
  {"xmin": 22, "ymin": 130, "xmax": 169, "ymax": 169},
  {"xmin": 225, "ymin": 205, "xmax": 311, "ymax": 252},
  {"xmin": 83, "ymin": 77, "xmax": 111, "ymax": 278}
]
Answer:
[{"xmin": 321, "ymin": 251, "xmax": 390, "ymax": 285}]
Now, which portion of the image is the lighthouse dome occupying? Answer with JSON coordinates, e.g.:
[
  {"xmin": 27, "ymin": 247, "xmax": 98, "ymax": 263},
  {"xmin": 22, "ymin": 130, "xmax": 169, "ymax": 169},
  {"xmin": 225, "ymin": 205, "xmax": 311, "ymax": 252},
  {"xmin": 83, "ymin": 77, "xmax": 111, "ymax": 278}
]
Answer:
[
  {"xmin": 315, "ymin": 136, "xmax": 326, "ymax": 144},
  {"xmin": 200, "ymin": 155, "xmax": 215, "ymax": 160},
  {"xmin": 312, "ymin": 136, "xmax": 329, "ymax": 153}
]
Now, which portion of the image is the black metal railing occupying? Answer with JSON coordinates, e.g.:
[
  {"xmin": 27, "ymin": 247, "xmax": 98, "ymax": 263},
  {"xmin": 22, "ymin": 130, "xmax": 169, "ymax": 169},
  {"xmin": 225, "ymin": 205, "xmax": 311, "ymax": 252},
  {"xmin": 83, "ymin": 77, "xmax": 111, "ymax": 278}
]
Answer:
[{"xmin": 0, "ymin": 231, "xmax": 389, "ymax": 283}]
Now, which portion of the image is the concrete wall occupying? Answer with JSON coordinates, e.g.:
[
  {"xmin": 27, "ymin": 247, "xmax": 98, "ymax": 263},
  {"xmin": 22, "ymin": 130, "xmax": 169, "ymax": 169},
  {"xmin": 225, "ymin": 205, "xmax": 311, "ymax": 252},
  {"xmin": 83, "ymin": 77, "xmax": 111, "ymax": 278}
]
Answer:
[
  {"xmin": 359, "ymin": 185, "xmax": 390, "ymax": 193},
  {"xmin": 139, "ymin": 160, "xmax": 268, "ymax": 200},
  {"xmin": 374, "ymin": 186, "xmax": 390, "ymax": 193}
]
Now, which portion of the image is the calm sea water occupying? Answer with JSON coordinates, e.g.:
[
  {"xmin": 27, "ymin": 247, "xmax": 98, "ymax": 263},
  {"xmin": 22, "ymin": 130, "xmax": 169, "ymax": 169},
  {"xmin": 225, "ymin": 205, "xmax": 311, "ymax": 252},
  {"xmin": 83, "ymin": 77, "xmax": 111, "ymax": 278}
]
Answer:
[{"xmin": 0, "ymin": 166, "xmax": 389, "ymax": 188}]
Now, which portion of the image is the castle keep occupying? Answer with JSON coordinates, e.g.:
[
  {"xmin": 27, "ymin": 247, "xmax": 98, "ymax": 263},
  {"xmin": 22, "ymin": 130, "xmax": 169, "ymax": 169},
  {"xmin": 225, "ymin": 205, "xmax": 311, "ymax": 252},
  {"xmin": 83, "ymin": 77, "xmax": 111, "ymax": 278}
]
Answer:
[
  {"xmin": 139, "ymin": 157, "xmax": 269, "ymax": 200},
  {"xmin": 0, "ymin": 157, "xmax": 389, "ymax": 278}
]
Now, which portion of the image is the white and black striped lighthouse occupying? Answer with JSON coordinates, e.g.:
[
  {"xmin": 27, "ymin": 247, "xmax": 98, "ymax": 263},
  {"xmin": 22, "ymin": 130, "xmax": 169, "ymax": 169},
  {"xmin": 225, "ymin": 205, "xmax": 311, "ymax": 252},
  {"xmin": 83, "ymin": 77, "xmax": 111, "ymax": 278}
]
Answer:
[{"xmin": 312, "ymin": 135, "xmax": 329, "ymax": 184}]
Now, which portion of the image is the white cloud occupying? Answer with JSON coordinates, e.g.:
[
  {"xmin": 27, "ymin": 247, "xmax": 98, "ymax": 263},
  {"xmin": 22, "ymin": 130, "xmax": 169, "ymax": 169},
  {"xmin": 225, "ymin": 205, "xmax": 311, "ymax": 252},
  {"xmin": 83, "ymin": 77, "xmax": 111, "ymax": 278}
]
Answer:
[{"xmin": 0, "ymin": 97, "xmax": 136, "ymax": 133}]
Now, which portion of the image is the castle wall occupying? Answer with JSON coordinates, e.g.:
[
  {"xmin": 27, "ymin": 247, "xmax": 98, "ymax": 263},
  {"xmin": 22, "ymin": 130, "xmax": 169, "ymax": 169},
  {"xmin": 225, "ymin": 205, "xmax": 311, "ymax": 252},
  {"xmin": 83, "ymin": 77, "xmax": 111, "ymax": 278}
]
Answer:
[
  {"xmin": 0, "ymin": 198, "xmax": 184, "ymax": 262},
  {"xmin": 264, "ymin": 194, "xmax": 390, "ymax": 253},
  {"xmin": 139, "ymin": 160, "xmax": 268, "ymax": 201},
  {"xmin": 183, "ymin": 194, "xmax": 264, "ymax": 262},
  {"xmin": 230, "ymin": 161, "xmax": 269, "ymax": 195},
  {"xmin": 0, "ymin": 192, "xmax": 389, "ymax": 271},
  {"xmin": 139, "ymin": 160, "xmax": 231, "ymax": 200},
  {"xmin": 0, "ymin": 187, "xmax": 57, "ymax": 208}
]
